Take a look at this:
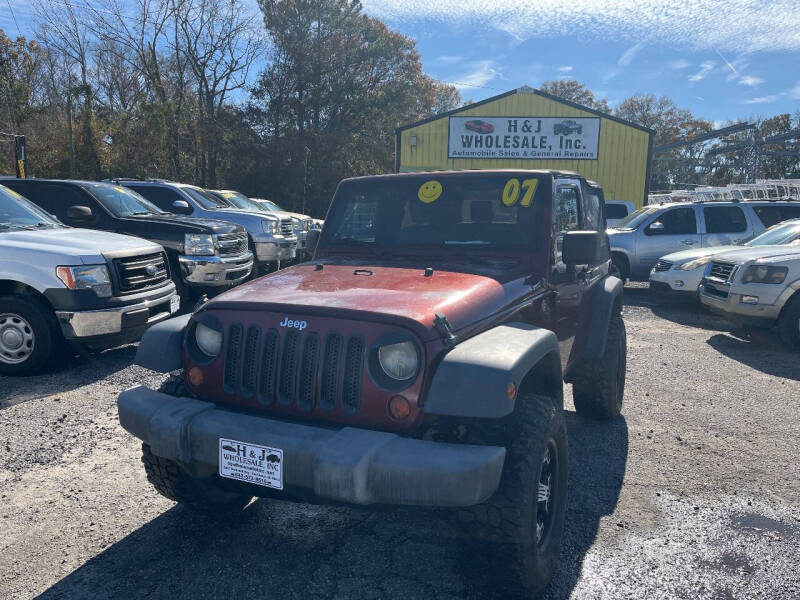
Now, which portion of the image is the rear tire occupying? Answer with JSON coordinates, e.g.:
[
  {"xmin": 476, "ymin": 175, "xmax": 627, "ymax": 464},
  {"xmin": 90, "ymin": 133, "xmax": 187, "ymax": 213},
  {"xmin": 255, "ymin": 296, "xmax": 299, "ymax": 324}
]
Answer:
[
  {"xmin": 141, "ymin": 374, "xmax": 252, "ymax": 512},
  {"xmin": 457, "ymin": 394, "xmax": 568, "ymax": 598},
  {"xmin": 777, "ymin": 295, "xmax": 800, "ymax": 350},
  {"xmin": 0, "ymin": 295, "xmax": 58, "ymax": 376},
  {"xmin": 610, "ymin": 254, "xmax": 628, "ymax": 282},
  {"xmin": 571, "ymin": 315, "xmax": 627, "ymax": 420}
]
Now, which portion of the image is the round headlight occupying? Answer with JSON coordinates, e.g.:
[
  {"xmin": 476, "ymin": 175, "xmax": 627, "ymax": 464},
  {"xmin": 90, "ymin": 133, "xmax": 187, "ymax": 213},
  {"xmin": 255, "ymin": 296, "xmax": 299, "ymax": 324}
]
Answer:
[
  {"xmin": 377, "ymin": 341, "xmax": 418, "ymax": 381},
  {"xmin": 195, "ymin": 322, "xmax": 223, "ymax": 357}
]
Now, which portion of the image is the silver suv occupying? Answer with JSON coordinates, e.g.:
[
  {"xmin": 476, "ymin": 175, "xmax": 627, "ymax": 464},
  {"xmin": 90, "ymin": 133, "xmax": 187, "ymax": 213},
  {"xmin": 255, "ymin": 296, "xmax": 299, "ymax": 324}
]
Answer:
[
  {"xmin": 609, "ymin": 200, "xmax": 800, "ymax": 280},
  {"xmin": 113, "ymin": 180, "xmax": 298, "ymax": 274}
]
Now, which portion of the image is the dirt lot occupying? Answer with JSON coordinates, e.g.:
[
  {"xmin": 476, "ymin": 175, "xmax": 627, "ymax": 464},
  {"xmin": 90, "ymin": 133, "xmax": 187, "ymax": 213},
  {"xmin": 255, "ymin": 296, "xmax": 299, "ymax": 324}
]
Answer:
[{"xmin": 1, "ymin": 286, "xmax": 799, "ymax": 599}]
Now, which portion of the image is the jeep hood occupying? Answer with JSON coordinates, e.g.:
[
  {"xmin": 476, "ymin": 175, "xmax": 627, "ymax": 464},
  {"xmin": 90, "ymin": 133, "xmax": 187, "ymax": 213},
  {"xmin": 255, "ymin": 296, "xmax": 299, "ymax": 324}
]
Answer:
[
  {"xmin": 204, "ymin": 263, "xmax": 529, "ymax": 341},
  {"xmin": 1, "ymin": 227, "xmax": 160, "ymax": 263}
]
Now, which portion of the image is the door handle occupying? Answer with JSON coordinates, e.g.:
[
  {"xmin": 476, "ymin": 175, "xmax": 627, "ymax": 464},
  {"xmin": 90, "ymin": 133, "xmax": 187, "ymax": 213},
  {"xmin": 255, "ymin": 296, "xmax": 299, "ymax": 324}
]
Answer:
[{"xmin": 681, "ymin": 239, "xmax": 696, "ymax": 245}]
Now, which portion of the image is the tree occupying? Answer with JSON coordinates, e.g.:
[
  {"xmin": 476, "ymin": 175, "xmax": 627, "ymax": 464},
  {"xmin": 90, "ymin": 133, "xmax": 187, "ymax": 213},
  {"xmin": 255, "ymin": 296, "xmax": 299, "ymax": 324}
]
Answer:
[{"xmin": 539, "ymin": 79, "xmax": 610, "ymax": 113}]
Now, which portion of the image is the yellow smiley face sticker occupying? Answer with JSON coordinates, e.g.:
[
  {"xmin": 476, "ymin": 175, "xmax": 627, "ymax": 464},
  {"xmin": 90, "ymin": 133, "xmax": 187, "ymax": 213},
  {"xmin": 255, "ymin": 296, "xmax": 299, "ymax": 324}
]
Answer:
[{"xmin": 418, "ymin": 180, "xmax": 442, "ymax": 203}]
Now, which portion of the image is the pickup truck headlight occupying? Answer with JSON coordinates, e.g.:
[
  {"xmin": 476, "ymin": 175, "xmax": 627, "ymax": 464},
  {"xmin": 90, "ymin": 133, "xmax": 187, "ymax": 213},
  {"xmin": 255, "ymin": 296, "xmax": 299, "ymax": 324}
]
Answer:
[
  {"xmin": 195, "ymin": 322, "xmax": 223, "ymax": 357},
  {"xmin": 262, "ymin": 219, "xmax": 278, "ymax": 234},
  {"xmin": 291, "ymin": 217, "xmax": 301, "ymax": 232},
  {"xmin": 741, "ymin": 265, "xmax": 788, "ymax": 284},
  {"xmin": 678, "ymin": 256, "xmax": 715, "ymax": 271},
  {"xmin": 56, "ymin": 265, "xmax": 112, "ymax": 298},
  {"xmin": 378, "ymin": 341, "xmax": 419, "ymax": 381},
  {"xmin": 184, "ymin": 233, "xmax": 215, "ymax": 256}
]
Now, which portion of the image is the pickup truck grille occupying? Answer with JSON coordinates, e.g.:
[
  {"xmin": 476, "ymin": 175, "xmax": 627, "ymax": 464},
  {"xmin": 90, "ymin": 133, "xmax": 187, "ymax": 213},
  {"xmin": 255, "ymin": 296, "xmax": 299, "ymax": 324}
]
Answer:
[
  {"xmin": 215, "ymin": 232, "xmax": 248, "ymax": 256},
  {"xmin": 221, "ymin": 323, "xmax": 364, "ymax": 414},
  {"xmin": 112, "ymin": 252, "xmax": 169, "ymax": 295},
  {"xmin": 279, "ymin": 218, "xmax": 293, "ymax": 236},
  {"xmin": 654, "ymin": 259, "xmax": 672, "ymax": 272},
  {"xmin": 708, "ymin": 261, "xmax": 737, "ymax": 282}
]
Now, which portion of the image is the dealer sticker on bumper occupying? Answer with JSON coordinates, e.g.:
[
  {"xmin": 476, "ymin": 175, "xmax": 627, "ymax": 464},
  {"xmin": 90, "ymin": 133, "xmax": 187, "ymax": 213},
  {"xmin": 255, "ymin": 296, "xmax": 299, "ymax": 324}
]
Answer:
[
  {"xmin": 169, "ymin": 295, "xmax": 180, "ymax": 314},
  {"xmin": 219, "ymin": 438, "xmax": 283, "ymax": 490}
]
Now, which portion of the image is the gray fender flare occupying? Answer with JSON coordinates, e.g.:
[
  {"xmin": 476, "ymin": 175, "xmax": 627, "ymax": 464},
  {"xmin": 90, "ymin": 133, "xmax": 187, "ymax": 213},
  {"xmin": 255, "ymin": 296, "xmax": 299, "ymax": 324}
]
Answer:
[
  {"xmin": 423, "ymin": 322, "xmax": 560, "ymax": 419},
  {"xmin": 578, "ymin": 275, "xmax": 623, "ymax": 362},
  {"xmin": 134, "ymin": 314, "xmax": 191, "ymax": 372}
]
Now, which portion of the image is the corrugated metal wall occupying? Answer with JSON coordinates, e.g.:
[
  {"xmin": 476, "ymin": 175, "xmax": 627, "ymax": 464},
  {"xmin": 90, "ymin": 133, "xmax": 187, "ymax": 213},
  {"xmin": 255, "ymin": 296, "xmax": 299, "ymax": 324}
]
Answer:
[{"xmin": 398, "ymin": 89, "xmax": 653, "ymax": 207}]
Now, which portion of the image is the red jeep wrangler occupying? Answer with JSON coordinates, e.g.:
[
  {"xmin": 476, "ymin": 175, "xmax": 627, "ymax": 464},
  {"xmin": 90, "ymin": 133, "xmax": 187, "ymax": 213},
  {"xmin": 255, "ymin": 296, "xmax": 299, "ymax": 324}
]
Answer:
[{"xmin": 119, "ymin": 170, "xmax": 626, "ymax": 597}]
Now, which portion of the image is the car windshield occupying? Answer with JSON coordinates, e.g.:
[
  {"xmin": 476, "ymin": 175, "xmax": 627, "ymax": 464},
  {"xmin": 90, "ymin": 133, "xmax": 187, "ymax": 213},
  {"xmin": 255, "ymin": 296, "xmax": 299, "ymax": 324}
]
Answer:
[
  {"xmin": 184, "ymin": 186, "xmax": 230, "ymax": 209},
  {"xmin": 0, "ymin": 185, "xmax": 64, "ymax": 230},
  {"xmin": 254, "ymin": 198, "xmax": 283, "ymax": 212},
  {"xmin": 216, "ymin": 190, "xmax": 266, "ymax": 212},
  {"xmin": 83, "ymin": 183, "xmax": 165, "ymax": 217},
  {"xmin": 320, "ymin": 174, "xmax": 549, "ymax": 253},
  {"xmin": 612, "ymin": 206, "xmax": 661, "ymax": 230},
  {"xmin": 746, "ymin": 221, "xmax": 800, "ymax": 246}
]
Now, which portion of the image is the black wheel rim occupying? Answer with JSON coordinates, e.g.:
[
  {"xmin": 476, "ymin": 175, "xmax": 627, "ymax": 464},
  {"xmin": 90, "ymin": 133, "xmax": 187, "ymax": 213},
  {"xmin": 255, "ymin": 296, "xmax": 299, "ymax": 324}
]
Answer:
[{"xmin": 536, "ymin": 439, "xmax": 558, "ymax": 547}]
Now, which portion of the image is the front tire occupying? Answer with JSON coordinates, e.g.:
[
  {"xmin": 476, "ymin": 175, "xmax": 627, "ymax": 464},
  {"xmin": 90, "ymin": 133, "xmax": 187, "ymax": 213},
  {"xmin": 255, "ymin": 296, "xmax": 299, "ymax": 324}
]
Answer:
[
  {"xmin": 457, "ymin": 394, "xmax": 568, "ymax": 598},
  {"xmin": 0, "ymin": 295, "xmax": 58, "ymax": 376},
  {"xmin": 777, "ymin": 295, "xmax": 800, "ymax": 350},
  {"xmin": 571, "ymin": 314, "xmax": 627, "ymax": 420}
]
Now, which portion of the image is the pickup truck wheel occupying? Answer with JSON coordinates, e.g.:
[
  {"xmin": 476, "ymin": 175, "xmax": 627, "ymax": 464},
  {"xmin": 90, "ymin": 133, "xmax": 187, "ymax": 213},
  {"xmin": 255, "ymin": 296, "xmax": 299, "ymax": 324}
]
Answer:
[
  {"xmin": 571, "ymin": 315, "xmax": 627, "ymax": 420},
  {"xmin": 0, "ymin": 296, "xmax": 57, "ymax": 376},
  {"xmin": 457, "ymin": 394, "xmax": 568, "ymax": 598},
  {"xmin": 777, "ymin": 296, "xmax": 800, "ymax": 350},
  {"xmin": 140, "ymin": 374, "xmax": 253, "ymax": 513},
  {"xmin": 610, "ymin": 254, "xmax": 628, "ymax": 281}
]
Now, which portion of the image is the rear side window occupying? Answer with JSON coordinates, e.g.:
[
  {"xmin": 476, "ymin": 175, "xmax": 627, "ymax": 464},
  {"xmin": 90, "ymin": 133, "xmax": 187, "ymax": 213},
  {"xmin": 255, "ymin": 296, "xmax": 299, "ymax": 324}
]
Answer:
[
  {"xmin": 648, "ymin": 207, "xmax": 697, "ymax": 235},
  {"xmin": 606, "ymin": 204, "xmax": 629, "ymax": 219},
  {"xmin": 753, "ymin": 205, "xmax": 800, "ymax": 228},
  {"xmin": 38, "ymin": 184, "xmax": 90, "ymax": 220},
  {"xmin": 703, "ymin": 206, "xmax": 747, "ymax": 233}
]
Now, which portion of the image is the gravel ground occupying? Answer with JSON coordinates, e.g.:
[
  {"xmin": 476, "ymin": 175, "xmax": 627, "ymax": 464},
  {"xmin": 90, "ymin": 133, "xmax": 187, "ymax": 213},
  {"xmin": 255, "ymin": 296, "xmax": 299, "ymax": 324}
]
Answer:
[{"xmin": 1, "ymin": 286, "xmax": 799, "ymax": 599}]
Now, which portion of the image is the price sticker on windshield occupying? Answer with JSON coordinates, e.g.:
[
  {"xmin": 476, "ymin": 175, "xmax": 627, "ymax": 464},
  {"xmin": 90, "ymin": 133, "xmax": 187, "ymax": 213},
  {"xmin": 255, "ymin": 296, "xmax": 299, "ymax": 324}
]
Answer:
[{"xmin": 502, "ymin": 178, "xmax": 538, "ymax": 207}]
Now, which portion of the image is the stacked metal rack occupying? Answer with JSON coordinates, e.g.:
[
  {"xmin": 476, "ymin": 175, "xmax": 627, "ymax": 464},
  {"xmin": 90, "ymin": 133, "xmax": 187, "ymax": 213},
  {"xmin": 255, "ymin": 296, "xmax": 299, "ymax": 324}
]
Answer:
[{"xmin": 647, "ymin": 179, "xmax": 800, "ymax": 205}]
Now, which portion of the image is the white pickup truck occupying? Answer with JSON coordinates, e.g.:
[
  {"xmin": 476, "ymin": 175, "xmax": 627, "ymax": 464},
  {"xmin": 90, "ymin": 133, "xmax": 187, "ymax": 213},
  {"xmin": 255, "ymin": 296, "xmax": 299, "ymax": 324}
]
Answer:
[{"xmin": 0, "ymin": 184, "xmax": 179, "ymax": 375}]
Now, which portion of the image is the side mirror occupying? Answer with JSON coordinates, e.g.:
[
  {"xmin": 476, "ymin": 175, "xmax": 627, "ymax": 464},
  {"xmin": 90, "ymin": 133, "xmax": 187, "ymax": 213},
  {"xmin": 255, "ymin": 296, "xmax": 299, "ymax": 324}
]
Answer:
[
  {"xmin": 171, "ymin": 200, "xmax": 192, "ymax": 215},
  {"xmin": 647, "ymin": 221, "xmax": 665, "ymax": 234},
  {"xmin": 66, "ymin": 205, "xmax": 94, "ymax": 222},
  {"xmin": 562, "ymin": 230, "xmax": 606, "ymax": 266},
  {"xmin": 306, "ymin": 229, "xmax": 321, "ymax": 254}
]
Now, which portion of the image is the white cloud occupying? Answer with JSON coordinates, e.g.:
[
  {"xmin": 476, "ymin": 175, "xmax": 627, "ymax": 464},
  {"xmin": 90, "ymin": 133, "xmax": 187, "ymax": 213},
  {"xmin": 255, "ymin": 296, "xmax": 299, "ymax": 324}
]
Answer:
[
  {"xmin": 447, "ymin": 60, "xmax": 502, "ymax": 91},
  {"xmin": 743, "ymin": 95, "xmax": 779, "ymax": 104},
  {"xmin": 688, "ymin": 61, "xmax": 715, "ymax": 82},
  {"xmin": 790, "ymin": 82, "xmax": 800, "ymax": 99},
  {"xmin": 362, "ymin": 0, "xmax": 800, "ymax": 53},
  {"xmin": 738, "ymin": 75, "xmax": 763, "ymax": 86},
  {"xmin": 436, "ymin": 55, "xmax": 465, "ymax": 64},
  {"xmin": 668, "ymin": 59, "xmax": 690, "ymax": 70},
  {"xmin": 617, "ymin": 40, "xmax": 647, "ymax": 66},
  {"xmin": 557, "ymin": 65, "xmax": 573, "ymax": 73}
]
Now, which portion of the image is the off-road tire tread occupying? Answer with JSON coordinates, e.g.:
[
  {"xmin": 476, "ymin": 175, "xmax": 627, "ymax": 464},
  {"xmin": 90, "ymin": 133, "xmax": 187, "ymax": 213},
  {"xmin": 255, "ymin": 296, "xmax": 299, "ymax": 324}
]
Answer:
[{"xmin": 571, "ymin": 315, "xmax": 626, "ymax": 420}]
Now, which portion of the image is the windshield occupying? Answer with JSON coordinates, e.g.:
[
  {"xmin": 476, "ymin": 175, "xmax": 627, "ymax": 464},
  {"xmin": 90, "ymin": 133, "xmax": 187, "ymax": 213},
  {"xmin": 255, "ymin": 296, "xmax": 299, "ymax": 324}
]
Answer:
[
  {"xmin": 184, "ymin": 187, "xmax": 230, "ymax": 210},
  {"xmin": 612, "ymin": 206, "xmax": 661, "ymax": 230},
  {"xmin": 0, "ymin": 185, "xmax": 64, "ymax": 230},
  {"xmin": 253, "ymin": 198, "xmax": 283, "ymax": 212},
  {"xmin": 83, "ymin": 183, "xmax": 165, "ymax": 217},
  {"xmin": 215, "ymin": 190, "xmax": 267, "ymax": 212},
  {"xmin": 746, "ymin": 221, "xmax": 800, "ymax": 246},
  {"xmin": 320, "ymin": 174, "xmax": 549, "ymax": 253}
]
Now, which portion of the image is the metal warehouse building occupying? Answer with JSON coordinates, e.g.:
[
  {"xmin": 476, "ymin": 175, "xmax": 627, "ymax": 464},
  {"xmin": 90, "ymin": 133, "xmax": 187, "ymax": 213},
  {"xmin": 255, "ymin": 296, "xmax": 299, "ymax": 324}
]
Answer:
[{"xmin": 396, "ymin": 86, "xmax": 654, "ymax": 207}]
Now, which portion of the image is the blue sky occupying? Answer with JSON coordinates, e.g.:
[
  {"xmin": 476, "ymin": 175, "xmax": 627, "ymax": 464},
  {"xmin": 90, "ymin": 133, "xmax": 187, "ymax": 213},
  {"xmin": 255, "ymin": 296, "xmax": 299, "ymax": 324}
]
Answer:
[{"xmin": 2, "ymin": 0, "xmax": 799, "ymax": 124}]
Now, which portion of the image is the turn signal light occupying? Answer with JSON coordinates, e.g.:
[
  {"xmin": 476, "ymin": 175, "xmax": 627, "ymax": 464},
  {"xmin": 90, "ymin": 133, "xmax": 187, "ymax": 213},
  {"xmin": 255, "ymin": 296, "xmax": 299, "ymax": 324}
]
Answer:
[
  {"xmin": 188, "ymin": 367, "xmax": 204, "ymax": 387},
  {"xmin": 507, "ymin": 381, "xmax": 517, "ymax": 401},
  {"xmin": 388, "ymin": 395, "xmax": 411, "ymax": 420}
]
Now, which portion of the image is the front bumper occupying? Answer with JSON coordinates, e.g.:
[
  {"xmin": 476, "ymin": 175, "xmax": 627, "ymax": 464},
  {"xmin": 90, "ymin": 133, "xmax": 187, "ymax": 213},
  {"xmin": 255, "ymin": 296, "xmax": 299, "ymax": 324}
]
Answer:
[
  {"xmin": 699, "ymin": 280, "xmax": 782, "ymax": 327},
  {"xmin": 179, "ymin": 252, "xmax": 253, "ymax": 286},
  {"xmin": 55, "ymin": 285, "xmax": 179, "ymax": 340},
  {"xmin": 118, "ymin": 386, "xmax": 506, "ymax": 507},
  {"xmin": 254, "ymin": 240, "xmax": 297, "ymax": 262},
  {"xmin": 649, "ymin": 266, "xmax": 705, "ymax": 294}
]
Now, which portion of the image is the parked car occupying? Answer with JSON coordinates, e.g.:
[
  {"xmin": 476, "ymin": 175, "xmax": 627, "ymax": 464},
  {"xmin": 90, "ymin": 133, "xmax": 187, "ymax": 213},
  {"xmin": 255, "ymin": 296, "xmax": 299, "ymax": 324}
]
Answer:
[
  {"xmin": 699, "ymin": 245, "xmax": 800, "ymax": 349},
  {"xmin": 2, "ymin": 178, "xmax": 252, "ymax": 305},
  {"xmin": 608, "ymin": 199, "xmax": 800, "ymax": 281},
  {"xmin": 649, "ymin": 219, "xmax": 800, "ymax": 297},
  {"xmin": 605, "ymin": 200, "xmax": 635, "ymax": 226},
  {"xmin": 117, "ymin": 169, "xmax": 626, "ymax": 598},
  {"xmin": 553, "ymin": 120, "xmax": 583, "ymax": 135},
  {"xmin": 464, "ymin": 119, "xmax": 494, "ymax": 134},
  {"xmin": 209, "ymin": 190, "xmax": 315, "ymax": 260},
  {"xmin": 111, "ymin": 180, "xmax": 297, "ymax": 275},
  {"xmin": 0, "ymin": 184, "xmax": 179, "ymax": 375}
]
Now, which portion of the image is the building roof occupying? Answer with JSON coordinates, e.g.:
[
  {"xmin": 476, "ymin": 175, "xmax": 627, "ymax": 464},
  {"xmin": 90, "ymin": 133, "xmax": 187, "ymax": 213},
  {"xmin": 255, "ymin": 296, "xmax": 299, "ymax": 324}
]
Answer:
[{"xmin": 396, "ymin": 86, "xmax": 655, "ymax": 135}]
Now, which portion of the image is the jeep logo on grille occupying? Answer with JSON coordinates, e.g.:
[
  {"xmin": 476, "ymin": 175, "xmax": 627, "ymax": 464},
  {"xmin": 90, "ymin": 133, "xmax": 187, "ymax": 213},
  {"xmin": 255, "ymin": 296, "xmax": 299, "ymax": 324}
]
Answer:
[{"xmin": 280, "ymin": 317, "xmax": 307, "ymax": 331}]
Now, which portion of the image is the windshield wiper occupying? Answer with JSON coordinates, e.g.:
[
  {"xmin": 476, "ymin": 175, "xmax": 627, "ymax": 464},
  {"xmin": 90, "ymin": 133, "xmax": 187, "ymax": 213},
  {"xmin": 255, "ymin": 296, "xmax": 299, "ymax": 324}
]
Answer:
[
  {"xmin": 20, "ymin": 222, "xmax": 54, "ymax": 230},
  {"xmin": 331, "ymin": 237, "xmax": 376, "ymax": 248},
  {"xmin": 128, "ymin": 211, "xmax": 155, "ymax": 216}
]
